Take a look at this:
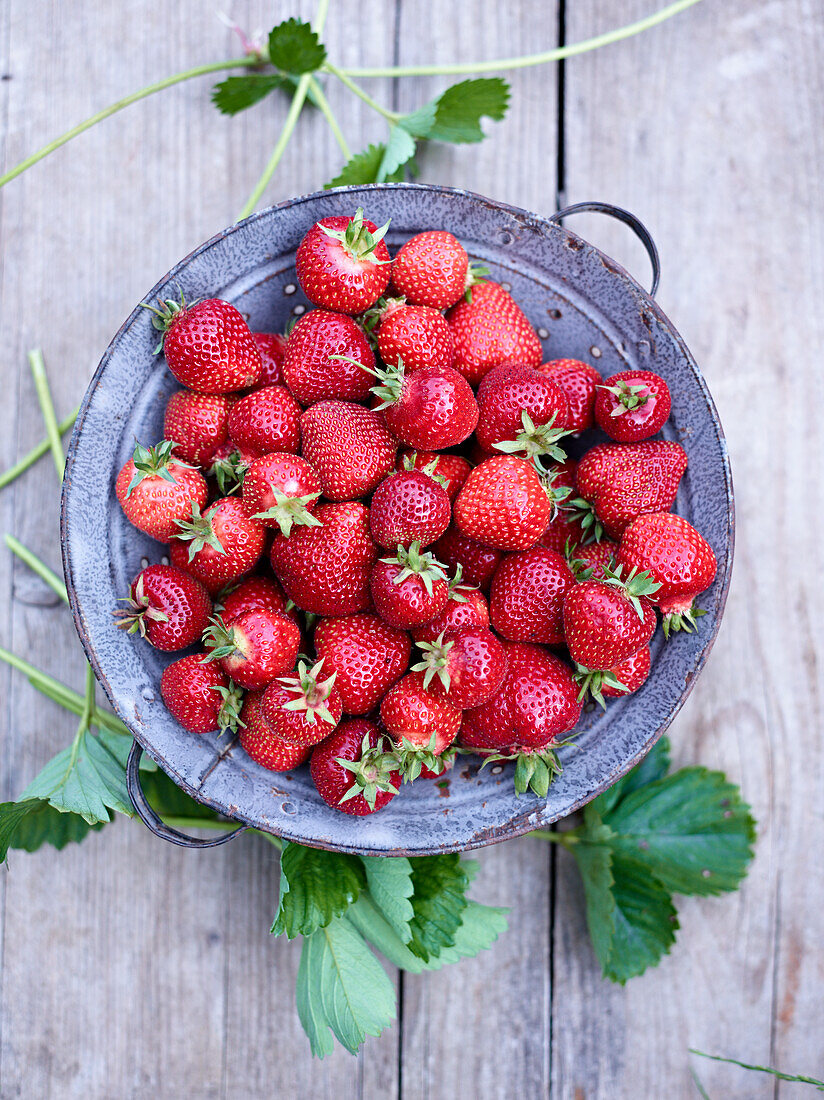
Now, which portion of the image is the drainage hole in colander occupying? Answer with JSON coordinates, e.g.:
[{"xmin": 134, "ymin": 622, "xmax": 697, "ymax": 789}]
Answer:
[
  {"xmin": 281, "ymin": 801, "xmax": 296, "ymax": 815},
  {"xmin": 283, "ymin": 283, "xmax": 297, "ymax": 295}
]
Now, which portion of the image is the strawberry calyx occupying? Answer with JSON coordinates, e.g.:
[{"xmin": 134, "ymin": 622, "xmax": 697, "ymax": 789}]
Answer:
[
  {"xmin": 253, "ymin": 490, "xmax": 322, "ymax": 537},
  {"xmin": 412, "ymin": 630, "xmax": 454, "ymax": 692},
  {"xmin": 208, "ymin": 448, "xmax": 251, "ymax": 495},
  {"xmin": 209, "ymin": 678, "xmax": 245, "ymax": 735},
  {"xmin": 112, "ymin": 573, "xmax": 170, "ymax": 637},
  {"xmin": 125, "ymin": 439, "xmax": 191, "ymax": 497},
  {"xmin": 446, "ymin": 563, "xmax": 471, "ymax": 603},
  {"xmin": 572, "ymin": 663, "xmax": 629, "ymax": 709},
  {"xmin": 201, "ymin": 614, "xmax": 241, "ymax": 662},
  {"xmin": 139, "ymin": 291, "xmax": 198, "ymax": 353},
  {"xmin": 568, "ymin": 496, "xmax": 604, "ymax": 544},
  {"xmin": 381, "ymin": 541, "xmax": 449, "ymax": 597},
  {"xmin": 400, "ymin": 452, "xmax": 450, "ymax": 492},
  {"xmin": 277, "ymin": 658, "xmax": 338, "ymax": 726},
  {"xmin": 598, "ymin": 379, "xmax": 650, "ymax": 415},
  {"xmin": 542, "ymin": 465, "xmax": 574, "ymax": 520},
  {"xmin": 492, "ymin": 410, "xmax": 570, "ymax": 468},
  {"xmin": 318, "ymin": 208, "xmax": 391, "ymax": 265},
  {"xmin": 659, "ymin": 598, "xmax": 708, "ymax": 638},
  {"xmin": 392, "ymin": 734, "xmax": 458, "ymax": 784},
  {"xmin": 336, "ymin": 731, "xmax": 400, "ymax": 809},
  {"xmin": 463, "ymin": 261, "xmax": 490, "ymax": 303},
  {"xmin": 480, "ymin": 745, "xmax": 565, "ymax": 798},
  {"xmin": 564, "ymin": 538, "xmax": 616, "ymax": 581},
  {"xmin": 174, "ymin": 501, "xmax": 226, "ymax": 561},
  {"xmin": 358, "ymin": 295, "xmax": 406, "ymax": 336},
  {"xmin": 601, "ymin": 564, "xmax": 661, "ymax": 619}
]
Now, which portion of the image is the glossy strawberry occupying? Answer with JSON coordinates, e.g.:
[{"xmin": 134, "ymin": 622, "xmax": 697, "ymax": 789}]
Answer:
[
  {"xmin": 163, "ymin": 390, "xmax": 230, "ymax": 467},
  {"xmin": 411, "ymin": 583, "xmax": 489, "ymax": 643},
  {"xmin": 206, "ymin": 441, "xmax": 257, "ymax": 496},
  {"xmin": 433, "ymin": 527, "xmax": 502, "ymax": 591},
  {"xmin": 380, "ymin": 669, "xmax": 462, "ymax": 755},
  {"xmin": 115, "ymin": 440, "xmax": 208, "ymax": 542},
  {"xmin": 454, "ymin": 455, "xmax": 551, "ymax": 551},
  {"xmin": 594, "ymin": 370, "xmax": 671, "ymax": 442},
  {"xmin": 160, "ymin": 653, "xmax": 243, "ymax": 734},
  {"xmin": 147, "ymin": 296, "xmax": 262, "ymax": 392},
  {"xmin": 310, "ymin": 719, "xmax": 400, "ymax": 815},
  {"xmin": 241, "ymin": 452, "xmax": 321, "ymax": 535},
  {"xmin": 368, "ymin": 361, "xmax": 478, "ymax": 450},
  {"xmin": 369, "ymin": 470, "xmax": 451, "ymax": 549},
  {"xmin": 392, "ymin": 230, "xmax": 482, "ymax": 309},
  {"xmin": 283, "ymin": 309, "xmax": 374, "ymax": 403},
  {"xmin": 475, "ymin": 365, "xmax": 570, "ymax": 460},
  {"xmin": 376, "ymin": 303, "xmax": 455, "ymax": 372},
  {"xmin": 397, "ymin": 450, "xmax": 471, "ymax": 502},
  {"xmin": 218, "ymin": 574, "xmax": 293, "ymax": 624},
  {"xmin": 300, "ymin": 400, "xmax": 397, "ymax": 501},
  {"xmin": 238, "ymin": 690, "xmax": 310, "ymax": 771},
  {"xmin": 566, "ymin": 539, "xmax": 618, "ymax": 581},
  {"xmin": 490, "ymin": 546, "xmax": 575, "ymax": 644},
  {"xmin": 573, "ymin": 440, "xmax": 688, "ymax": 541},
  {"xmin": 617, "ymin": 511, "xmax": 717, "ymax": 635},
  {"xmin": 413, "ymin": 626, "xmax": 507, "ymax": 708},
  {"xmin": 447, "ymin": 281, "xmax": 542, "ymax": 385},
  {"xmin": 314, "ymin": 612, "xmax": 411, "ymax": 714},
  {"xmin": 269, "ymin": 501, "xmax": 377, "ymax": 615},
  {"xmin": 538, "ymin": 359, "xmax": 602, "ymax": 433},
  {"xmin": 251, "ymin": 332, "xmax": 287, "ymax": 387},
  {"xmin": 261, "ymin": 658, "xmax": 343, "ymax": 747},
  {"xmin": 295, "ymin": 208, "xmax": 391, "ymax": 314},
  {"xmin": 563, "ymin": 575, "xmax": 658, "ymax": 673},
  {"xmin": 203, "ymin": 608, "xmax": 300, "ymax": 689},
  {"xmin": 114, "ymin": 564, "xmax": 212, "ymax": 651},
  {"xmin": 227, "ymin": 384, "xmax": 301, "ymax": 458},
  {"xmin": 170, "ymin": 496, "xmax": 266, "ymax": 594},
  {"xmin": 601, "ymin": 645, "xmax": 652, "ymax": 699},
  {"xmin": 370, "ymin": 542, "xmax": 449, "ymax": 628}
]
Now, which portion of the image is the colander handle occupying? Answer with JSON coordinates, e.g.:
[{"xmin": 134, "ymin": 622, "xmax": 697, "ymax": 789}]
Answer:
[
  {"xmin": 126, "ymin": 740, "xmax": 248, "ymax": 848},
  {"xmin": 549, "ymin": 201, "xmax": 661, "ymax": 297}
]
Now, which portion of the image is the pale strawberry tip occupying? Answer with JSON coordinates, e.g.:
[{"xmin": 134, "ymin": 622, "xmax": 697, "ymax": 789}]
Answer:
[
  {"xmin": 173, "ymin": 501, "xmax": 227, "ymax": 561},
  {"xmin": 318, "ymin": 207, "xmax": 392, "ymax": 265},
  {"xmin": 661, "ymin": 602, "xmax": 708, "ymax": 639},
  {"xmin": 392, "ymin": 734, "xmax": 458, "ymax": 784},
  {"xmin": 252, "ymin": 490, "xmax": 323, "ymax": 537}
]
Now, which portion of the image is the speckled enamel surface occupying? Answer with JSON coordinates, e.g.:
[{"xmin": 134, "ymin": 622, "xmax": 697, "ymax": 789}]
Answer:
[{"xmin": 61, "ymin": 183, "xmax": 734, "ymax": 856}]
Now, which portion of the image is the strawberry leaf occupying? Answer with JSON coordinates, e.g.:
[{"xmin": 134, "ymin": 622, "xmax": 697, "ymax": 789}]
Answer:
[
  {"xmin": 325, "ymin": 143, "xmax": 406, "ymax": 188},
  {"xmin": 267, "ymin": 18, "xmax": 326, "ymax": 75},
  {"xmin": 272, "ymin": 841, "xmax": 366, "ymax": 938},
  {"xmin": 429, "ymin": 77, "xmax": 510, "ymax": 143},
  {"xmin": 211, "ymin": 73, "xmax": 289, "ymax": 115},
  {"xmin": 600, "ymin": 852, "xmax": 678, "ymax": 984},
  {"xmin": 359, "ymin": 854, "xmax": 415, "ymax": 943},
  {"xmin": 406, "ymin": 853, "xmax": 470, "ymax": 961},
  {"xmin": 0, "ymin": 799, "xmax": 105, "ymax": 861},
  {"xmin": 378, "ymin": 125, "xmax": 417, "ymax": 181}
]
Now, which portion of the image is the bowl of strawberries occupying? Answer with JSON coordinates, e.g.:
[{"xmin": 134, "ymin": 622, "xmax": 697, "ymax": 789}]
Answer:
[{"xmin": 61, "ymin": 183, "xmax": 733, "ymax": 855}]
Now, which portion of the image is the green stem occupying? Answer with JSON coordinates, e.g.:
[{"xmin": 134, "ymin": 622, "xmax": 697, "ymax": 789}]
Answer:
[
  {"xmin": 5, "ymin": 535, "xmax": 69, "ymax": 604},
  {"xmin": 309, "ymin": 77, "xmax": 352, "ymax": 159},
  {"xmin": 339, "ymin": 0, "xmax": 704, "ymax": 77},
  {"xmin": 528, "ymin": 829, "xmax": 578, "ymax": 846},
  {"xmin": 28, "ymin": 350, "xmax": 65, "ymax": 480},
  {"xmin": 323, "ymin": 62, "xmax": 400, "ymax": 122},
  {"xmin": 0, "ymin": 407, "xmax": 78, "ymax": 491},
  {"xmin": 0, "ymin": 57, "xmax": 258, "ymax": 190}
]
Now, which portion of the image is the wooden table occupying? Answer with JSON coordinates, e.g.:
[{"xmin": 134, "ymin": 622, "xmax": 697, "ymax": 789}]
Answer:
[{"xmin": 0, "ymin": 2, "xmax": 820, "ymax": 1096}]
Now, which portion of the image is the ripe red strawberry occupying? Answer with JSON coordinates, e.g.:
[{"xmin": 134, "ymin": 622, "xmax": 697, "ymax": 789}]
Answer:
[
  {"xmin": 370, "ymin": 542, "xmax": 449, "ymax": 628},
  {"xmin": 170, "ymin": 496, "xmax": 266, "ymax": 594},
  {"xmin": 376, "ymin": 303, "xmax": 456, "ymax": 372},
  {"xmin": 206, "ymin": 441, "xmax": 257, "ymax": 496},
  {"xmin": 366, "ymin": 361, "xmax": 478, "ymax": 450},
  {"xmin": 475, "ymin": 365, "xmax": 570, "ymax": 459},
  {"xmin": 563, "ymin": 574, "xmax": 658, "ymax": 678},
  {"xmin": 413, "ymin": 626, "xmax": 507, "ymax": 708},
  {"xmin": 538, "ymin": 359, "xmax": 602, "ymax": 433},
  {"xmin": 310, "ymin": 719, "xmax": 400, "ymax": 815},
  {"xmin": 114, "ymin": 564, "xmax": 212, "ymax": 651},
  {"xmin": 454, "ymin": 455, "xmax": 551, "ymax": 551},
  {"xmin": 602, "ymin": 645, "xmax": 652, "ymax": 699},
  {"xmin": 115, "ymin": 440, "xmax": 208, "ymax": 542},
  {"xmin": 369, "ymin": 470, "xmax": 451, "ymax": 549},
  {"xmin": 283, "ymin": 309, "xmax": 375, "ymax": 404},
  {"xmin": 227, "ymin": 385, "xmax": 301, "ymax": 458},
  {"xmin": 617, "ymin": 511, "xmax": 717, "ymax": 635},
  {"xmin": 447, "ymin": 281, "xmax": 542, "ymax": 385},
  {"xmin": 163, "ymin": 390, "xmax": 230, "ymax": 467},
  {"xmin": 314, "ymin": 612, "xmax": 411, "ymax": 714},
  {"xmin": 299, "ymin": 399, "xmax": 396, "ymax": 501},
  {"xmin": 261, "ymin": 658, "xmax": 343, "ymax": 747},
  {"xmin": 146, "ymin": 296, "xmax": 262, "ymax": 392},
  {"xmin": 252, "ymin": 332, "xmax": 287, "ymax": 387},
  {"xmin": 565, "ymin": 539, "xmax": 618, "ymax": 581},
  {"xmin": 594, "ymin": 370, "xmax": 671, "ymax": 442},
  {"xmin": 202, "ymin": 608, "xmax": 300, "ymax": 690},
  {"xmin": 380, "ymin": 669, "xmax": 462, "ymax": 756},
  {"xmin": 392, "ymin": 230, "xmax": 483, "ymax": 309},
  {"xmin": 269, "ymin": 501, "xmax": 377, "ymax": 615},
  {"xmin": 433, "ymin": 527, "xmax": 502, "ymax": 591},
  {"xmin": 218, "ymin": 574, "xmax": 293, "ymax": 624},
  {"xmin": 459, "ymin": 642, "xmax": 582, "ymax": 795},
  {"xmin": 397, "ymin": 450, "xmax": 471, "ymax": 502},
  {"xmin": 295, "ymin": 208, "xmax": 391, "ymax": 314},
  {"xmin": 489, "ymin": 546, "xmax": 575, "ymax": 644},
  {"xmin": 160, "ymin": 653, "xmax": 243, "ymax": 734},
  {"xmin": 241, "ymin": 452, "xmax": 321, "ymax": 535},
  {"xmin": 411, "ymin": 582, "xmax": 489, "ymax": 643},
  {"xmin": 573, "ymin": 440, "xmax": 688, "ymax": 541},
  {"xmin": 538, "ymin": 459, "xmax": 585, "ymax": 553},
  {"xmin": 238, "ymin": 691, "xmax": 310, "ymax": 771}
]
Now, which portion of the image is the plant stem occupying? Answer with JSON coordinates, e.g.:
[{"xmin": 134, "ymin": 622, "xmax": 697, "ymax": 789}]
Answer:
[
  {"xmin": 339, "ymin": 0, "xmax": 703, "ymax": 77},
  {"xmin": 0, "ymin": 407, "xmax": 78, "ymax": 491},
  {"xmin": 0, "ymin": 57, "xmax": 258, "ymax": 190},
  {"xmin": 5, "ymin": 535, "xmax": 69, "ymax": 604},
  {"xmin": 527, "ymin": 829, "xmax": 577, "ymax": 846},
  {"xmin": 28, "ymin": 351, "xmax": 65, "ymax": 480},
  {"xmin": 323, "ymin": 62, "xmax": 400, "ymax": 122},
  {"xmin": 309, "ymin": 77, "xmax": 352, "ymax": 159},
  {"xmin": 80, "ymin": 663, "xmax": 96, "ymax": 731}
]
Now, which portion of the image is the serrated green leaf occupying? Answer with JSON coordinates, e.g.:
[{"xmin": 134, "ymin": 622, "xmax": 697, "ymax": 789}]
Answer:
[
  {"xmin": 601, "ymin": 853, "xmax": 678, "ymax": 984},
  {"xmin": 295, "ymin": 915, "xmax": 396, "ymax": 1057},
  {"xmin": 19, "ymin": 728, "xmax": 132, "ymax": 825},
  {"xmin": 324, "ymin": 143, "xmax": 406, "ymax": 189},
  {"xmin": 379, "ymin": 125, "xmax": 417, "ymax": 181},
  {"xmin": 569, "ymin": 816, "xmax": 618, "ymax": 968},
  {"xmin": 268, "ymin": 17, "xmax": 326, "ymax": 75},
  {"xmin": 211, "ymin": 73, "xmax": 288, "ymax": 115},
  {"xmin": 432, "ymin": 900, "xmax": 509, "ymax": 966},
  {"xmin": 360, "ymin": 855, "xmax": 414, "ymax": 942},
  {"xmin": 407, "ymin": 853, "xmax": 469, "ymax": 961},
  {"xmin": 1, "ymin": 799, "xmax": 105, "ymax": 860},
  {"xmin": 592, "ymin": 736, "xmax": 671, "ymax": 817},
  {"xmin": 272, "ymin": 842, "xmax": 366, "ymax": 938},
  {"xmin": 603, "ymin": 767, "xmax": 756, "ymax": 897},
  {"xmin": 399, "ymin": 100, "xmax": 438, "ymax": 138},
  {"xmin": 429, "ymin": 77, "xmax": 510, "ymax": 144}
]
